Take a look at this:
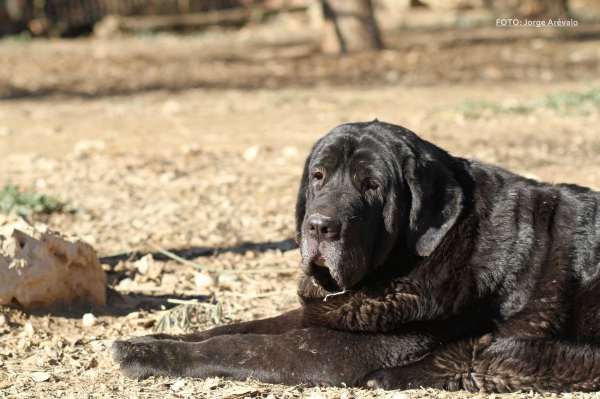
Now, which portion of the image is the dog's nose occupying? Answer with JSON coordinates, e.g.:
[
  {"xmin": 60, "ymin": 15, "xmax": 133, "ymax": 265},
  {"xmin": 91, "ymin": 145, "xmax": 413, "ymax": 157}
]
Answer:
[{"xmin": 306, "ymin": 214, "xmax": 340, "ymax": 240}]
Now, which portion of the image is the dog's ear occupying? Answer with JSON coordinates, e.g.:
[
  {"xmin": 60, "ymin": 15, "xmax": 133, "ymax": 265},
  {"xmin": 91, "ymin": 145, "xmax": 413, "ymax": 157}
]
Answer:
[
  {"xmin": 404, "ymin": 147, "xmax": 464, "ymax": 257},
  {"xmin": 295, "ymin": 155, "xmax": 312, "ymax": 244}
]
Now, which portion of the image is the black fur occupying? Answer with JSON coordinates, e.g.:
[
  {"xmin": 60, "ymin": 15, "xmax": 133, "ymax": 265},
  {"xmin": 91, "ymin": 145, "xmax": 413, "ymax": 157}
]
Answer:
[{"xmin": 112, "ymin": 121, "xmax": 600, "ymax": 392}]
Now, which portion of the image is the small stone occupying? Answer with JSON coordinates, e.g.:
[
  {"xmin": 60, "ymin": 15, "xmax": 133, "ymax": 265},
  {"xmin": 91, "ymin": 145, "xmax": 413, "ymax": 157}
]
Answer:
[
  {"xmin": 194, "ymin": 273, "xmax": 215, "ymax": 288},
  {"xmin": 29, "ymin": 371, "xmax": 51, "ymax": 382},
  {"xmin": 135, "ymin": 254, "xmax": 154, "ymax": 275},
  {"xmin": 171, "ymin": 379, "xmax": 186, "ymax": 391},
  {"xmin": 266, "ymin": 395, "xmax": 276, "ymax": 399},
  {"xmin": 243, "ymin": 146, "xmax": 260, "ymax": 161},
  {"xmin": 0, "ymin": 314, "xmax": 7, "ymax": 327},
  {"xmin": 82, "ymin": 313, "xmax": 97, "ymax": 327},
  {"xmin": 392, "ymin": 394, "xmax": 412, "ymax": 399},
  {"xmin": 24, "ymin": 322, "xmax": 35, "ymax": 338}
]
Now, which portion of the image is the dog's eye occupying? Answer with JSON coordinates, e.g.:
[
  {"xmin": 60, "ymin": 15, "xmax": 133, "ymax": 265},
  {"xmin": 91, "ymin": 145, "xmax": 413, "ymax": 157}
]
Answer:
[
  {"xmin": 367, "ymin": 181, "xmax": 379, "ymax": 190},
  {"xmin": 313, "ymin": 171, "xmax": 324, "ymax": 180}
]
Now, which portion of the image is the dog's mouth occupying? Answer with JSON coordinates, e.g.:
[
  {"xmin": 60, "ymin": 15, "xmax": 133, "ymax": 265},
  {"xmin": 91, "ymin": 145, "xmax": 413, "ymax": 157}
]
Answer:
[{"xmin": 308, "ymin": 260, "xmax": 342, "ymax": 293}]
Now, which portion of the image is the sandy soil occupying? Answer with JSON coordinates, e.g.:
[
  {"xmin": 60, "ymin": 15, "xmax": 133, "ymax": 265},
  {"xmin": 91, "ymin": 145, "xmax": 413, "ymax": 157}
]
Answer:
[{"xmin": 1, "ymin": 23, "xmax": 600, "ymax": 399}]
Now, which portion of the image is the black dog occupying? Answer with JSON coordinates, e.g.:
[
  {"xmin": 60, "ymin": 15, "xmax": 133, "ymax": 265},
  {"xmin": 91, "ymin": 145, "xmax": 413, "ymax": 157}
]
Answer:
[{"xmin": 112, "ymin": 121, "xmax": 600, "ymax": 392}]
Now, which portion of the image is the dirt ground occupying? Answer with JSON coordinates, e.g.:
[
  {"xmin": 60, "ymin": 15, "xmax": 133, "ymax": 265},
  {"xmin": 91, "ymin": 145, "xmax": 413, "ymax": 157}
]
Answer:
[{"xmin": 1, "ymin": 20, "xmax": 600, "ymax": 399}]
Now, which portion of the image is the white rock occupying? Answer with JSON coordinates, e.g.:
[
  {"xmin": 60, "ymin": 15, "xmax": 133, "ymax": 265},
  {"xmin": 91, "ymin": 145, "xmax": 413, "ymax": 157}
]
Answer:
[
  {"xmin": 194, "ymin": 273, "xmax": 215, "ymax": 288},
  {"xmin": 392, "ymin": 394, "xmax": 412, "ymax": 399},
  {"xmin": 0, "ymin": 220, "xmax": 107, "ymax": 309},
  {"xmin": 29, "ymin": 371, "xmax": 51, "ymax": 382},
  {"xmin": 0, "ymin": 314, "xmax": 6, "ymax": 327},
  {"xmin": 170, "ymin": 379, "xmax": 186, "ymax": 391},
  {"xmin": 243, "ymin": 146, "xmax": 260, "ymax": 161},
  {"xmin": 135, "ymin": 254, "xmax": 154, "ymax": 275},
  {"xmin": 82, "ymin": 313, "xmax": 97, "ymax": 327},
  {"xmin": 24, "ymin": 322, "xmax": 35, "ymax": 338}
]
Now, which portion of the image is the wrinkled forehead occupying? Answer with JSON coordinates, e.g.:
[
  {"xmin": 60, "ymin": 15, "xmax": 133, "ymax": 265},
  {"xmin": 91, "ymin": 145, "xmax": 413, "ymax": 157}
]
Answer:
[
  {"xmin": 309, "ymin": 130, "xmax": 389, "ymax": 171},
  {"xmin": 309, "ymin": 129, "xmax": 393, "ymax": 175}
]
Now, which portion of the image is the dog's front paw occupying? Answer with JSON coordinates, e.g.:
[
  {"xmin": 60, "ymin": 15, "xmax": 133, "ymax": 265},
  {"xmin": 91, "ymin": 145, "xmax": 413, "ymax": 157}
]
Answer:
[{"xmin": 111, "ymin": 340, "xmax": 158, "ymax": 379}]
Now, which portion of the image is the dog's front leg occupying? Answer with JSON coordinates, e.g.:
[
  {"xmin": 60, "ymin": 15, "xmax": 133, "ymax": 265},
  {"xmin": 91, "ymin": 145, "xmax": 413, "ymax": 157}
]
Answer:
[
  {"xmin": 128, "ymin": 308, "xmax": 305, "ymax": 344},
  {"xmin": 112, "ymin": 327, "xmax": 435, "ymax": 386}
]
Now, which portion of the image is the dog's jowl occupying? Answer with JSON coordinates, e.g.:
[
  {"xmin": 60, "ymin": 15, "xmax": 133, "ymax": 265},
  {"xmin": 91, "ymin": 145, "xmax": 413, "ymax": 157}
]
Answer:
[{"xmin": 112, "ymin": 121, "xmax": 600, "ymax": 393}]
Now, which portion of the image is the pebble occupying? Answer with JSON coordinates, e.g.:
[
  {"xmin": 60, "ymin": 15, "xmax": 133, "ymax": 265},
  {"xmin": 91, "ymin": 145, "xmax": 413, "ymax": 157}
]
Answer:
[
  {"xmin": 0, "ymin": 314, "xmax": 7, "ymax": 327},
  {"xmin": 82, "ymin": 313, "xmax": 97, "ymax": 327},
  {"xmin": 171, "ymin": 379, "xmax": 186, "ymax": 392},
  {"xmin": 24, "ymin": 322, "xmax": 35, "ymax": 338},
  {"xmin": 392, "ymin": 394, "xmax": 412, "ymax": 399},
  {"xmin": 194, "ymin": 273, "xmax": 215, "ymax": 288},
  {"xmin": 244, "ymin": 145, "xmax": 260, "ymax": 161}
]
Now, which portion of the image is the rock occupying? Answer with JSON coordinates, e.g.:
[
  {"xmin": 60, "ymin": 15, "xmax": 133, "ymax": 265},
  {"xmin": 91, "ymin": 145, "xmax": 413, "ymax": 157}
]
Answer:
[
  {"xmin": 29, "ymin": 371, "xmax": 51, "ymax": 382},
  {"xmin": 135, "ymin": 254, "xmax": 163, "ymax": 279},
  {"xmin": 243, "ymin": 146, "xmax": 260, "ymax": 161},
  {"xmin": 82, "ymin": 313, "xmax": 97, "ymax": 327},
  {"xmin": 194, "ymin": 273, "xmax": 215, "ymax": 289},
  {"xmin": 392, "ymin": 394, "xmax": 412, "ymax": 399},
  {"xmin": 170, "ymin": 379, "xmax": 186, "ymax": 392},
  {"xmin": 24, "ymin": 322, "xmax": 35, "ymax": 338},
  {"xmin": 0, "ymin": 220, "xmax": 107, "ymax": 309},
  {"xmin": 0, "ymin": 314, "xmax": 6, "ymax": 327}
]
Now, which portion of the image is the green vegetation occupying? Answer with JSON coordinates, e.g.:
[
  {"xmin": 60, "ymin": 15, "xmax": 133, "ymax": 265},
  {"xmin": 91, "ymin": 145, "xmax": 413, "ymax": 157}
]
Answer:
[
  {"xmin": 455, "ymin": 88, "xmax": 600, "ymax": 120},
  {"xmin": 0, "ymin": 185, "xmax": 68, "ymax": 217}
]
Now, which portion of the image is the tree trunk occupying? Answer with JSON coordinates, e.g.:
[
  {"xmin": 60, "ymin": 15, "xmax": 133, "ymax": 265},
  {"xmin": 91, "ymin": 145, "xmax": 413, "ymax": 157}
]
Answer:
[
  {"xmin": 320, "ymin": 0, "xmax": 382, "ymax": 55},
  {"xmin": 518, "ymin": 0, "xmax": 569, "ymax": 20}
]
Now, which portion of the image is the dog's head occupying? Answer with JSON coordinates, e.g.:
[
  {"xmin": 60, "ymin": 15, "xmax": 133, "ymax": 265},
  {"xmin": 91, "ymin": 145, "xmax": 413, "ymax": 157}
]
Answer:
[{"xmin": 296, "ymin": 121, "xmax": 464, "ymax": 291}]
